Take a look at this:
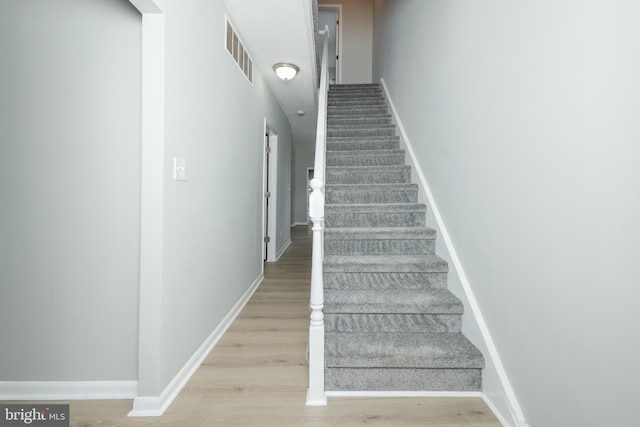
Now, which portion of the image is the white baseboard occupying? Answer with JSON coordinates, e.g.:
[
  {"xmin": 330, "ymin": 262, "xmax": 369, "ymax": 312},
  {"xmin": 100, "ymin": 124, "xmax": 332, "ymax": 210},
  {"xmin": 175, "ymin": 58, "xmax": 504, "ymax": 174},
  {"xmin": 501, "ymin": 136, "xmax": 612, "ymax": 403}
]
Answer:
[
  {"xmin": 326, "ymin": 390, "xmax": 483, "ymax": 398},
  {"xmin": 0, "ymin": 381, "xmax": 137, "ymax": 400},
  {"xmin": 482, "ymin": 393, "xmax": 517, "ymax": 427},
  {"xmin": 380, "ymin": 77, "xmax": 526, "ymax": 427},
  {"xmin": 128, "ymin": 273, "xmax": 264, "ymax": 417},
  {"xmin": 275, "ymin": 239, "xmax": 292, "ymax": 261}
]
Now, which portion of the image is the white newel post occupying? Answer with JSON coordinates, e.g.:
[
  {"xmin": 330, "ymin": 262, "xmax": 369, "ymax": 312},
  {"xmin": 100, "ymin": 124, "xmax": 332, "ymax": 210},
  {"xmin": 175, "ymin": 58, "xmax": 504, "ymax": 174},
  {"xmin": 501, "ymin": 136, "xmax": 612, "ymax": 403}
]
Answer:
[{"xmin": 306, "ymin": 178, "xmax": 327, "ymax": 406}]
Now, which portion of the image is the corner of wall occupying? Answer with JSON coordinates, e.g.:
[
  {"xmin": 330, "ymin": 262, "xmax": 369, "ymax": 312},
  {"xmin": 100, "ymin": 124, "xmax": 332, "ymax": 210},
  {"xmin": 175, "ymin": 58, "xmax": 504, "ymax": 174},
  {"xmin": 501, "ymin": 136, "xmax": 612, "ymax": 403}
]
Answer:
[{"xmin": 129, "ymin": 273, "xmax": 263, "ymax": 416}]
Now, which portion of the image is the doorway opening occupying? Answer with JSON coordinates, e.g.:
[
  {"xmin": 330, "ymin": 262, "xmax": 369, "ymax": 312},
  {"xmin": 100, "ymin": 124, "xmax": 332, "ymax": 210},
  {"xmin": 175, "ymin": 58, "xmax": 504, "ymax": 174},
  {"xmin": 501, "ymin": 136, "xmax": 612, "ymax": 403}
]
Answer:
[
  {"xmin": 263, "ymin": 120, "xmax": 278, "ymax": 263},
  {"xmin": 318, "ymin": 5, "xmax": 342, "ymax": 84},
  {"xmin": 306, "ymin": 167, "xmax": 314, "ymax": 224}
]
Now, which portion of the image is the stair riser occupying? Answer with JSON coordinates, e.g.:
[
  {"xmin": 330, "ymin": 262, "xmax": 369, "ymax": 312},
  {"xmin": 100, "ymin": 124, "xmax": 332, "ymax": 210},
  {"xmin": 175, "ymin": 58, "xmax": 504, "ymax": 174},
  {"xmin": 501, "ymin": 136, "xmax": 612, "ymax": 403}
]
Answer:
[
  {"xmin": 325, "ymin": 189, "xmax": 418, "ymax": 204},
  {"xmin": 326, "ymin": 155, "xmax": 405, "ymax": 167},
  {"xmin": 329, "ymin": 89, "xmax": 381, "ymax": 95},
  {"xmin": 330, "ymin": 84, "xmax": 381, "ymax": 89},
  {"xmin": 328, "ymin": 97, "xmax": 385, "ymax": 104},
  {"xmin": 327, "ymin": 94, "xmax": 383, "ymax": 101},
  {"xmin": 325, "ymin": 368, "xmax": 482, "ymax": 392},
  {"xmin": 328, "ymin": 89, "xmax": 382, "ymax": 95},
  {"xmin": 328, "ymin": 118, "xmax": 392, "ymax": 126},
  {"xmin": 325, "ymin": 239, "xmax": 435, "ymax": 255},
  {"xmin": 328, "ymin": 107, "xmax": 389, "ymax": 116},
  {"xmin": 327, "ymin": 128, "xmax": 396, "ymax": 138},
  {"xmin": 324, "ymin": 272, "xmax": 448, "ymax": 290},
  {"xmin": 328, "ymin": 100, "xmax": 386, "ymax": 107},
  {"xmin": 325, "ymin": 314, "xmax": 461, "ymax": 333},
  {"xmin": 325, "ymin": 212, "xmax": 426, "ymax": 228},
  {"xmin": 326, "ymin": 170, "xmax": 411, "ymax": 184},
  {"xmin": 327, "ymin": 140, "xmax": 400, "ymax": 151}
]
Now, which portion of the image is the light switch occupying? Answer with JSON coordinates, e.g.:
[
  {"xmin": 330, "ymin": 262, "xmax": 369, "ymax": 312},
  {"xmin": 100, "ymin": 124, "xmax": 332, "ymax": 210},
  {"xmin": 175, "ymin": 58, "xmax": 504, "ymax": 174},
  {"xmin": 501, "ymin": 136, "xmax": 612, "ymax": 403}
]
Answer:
[{"xmin": 173, "ymin": 157, "xmax": 187, "ymax": 181}]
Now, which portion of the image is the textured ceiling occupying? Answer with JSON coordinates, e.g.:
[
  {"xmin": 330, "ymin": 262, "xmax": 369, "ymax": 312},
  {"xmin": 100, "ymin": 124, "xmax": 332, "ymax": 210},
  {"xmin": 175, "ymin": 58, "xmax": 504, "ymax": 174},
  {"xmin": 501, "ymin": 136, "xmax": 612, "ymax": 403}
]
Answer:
[{"xmin": 224, "ymin": 0, "xmax": 318, "ymax": 145}]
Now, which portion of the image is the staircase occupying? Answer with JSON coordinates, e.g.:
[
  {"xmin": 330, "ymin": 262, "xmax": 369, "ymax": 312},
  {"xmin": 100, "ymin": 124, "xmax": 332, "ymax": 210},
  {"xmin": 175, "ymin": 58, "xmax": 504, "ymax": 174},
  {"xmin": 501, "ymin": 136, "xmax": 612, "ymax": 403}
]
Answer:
[{"xmin": 323, "ymin": 83, "xmax": 485, "ymax": 392}]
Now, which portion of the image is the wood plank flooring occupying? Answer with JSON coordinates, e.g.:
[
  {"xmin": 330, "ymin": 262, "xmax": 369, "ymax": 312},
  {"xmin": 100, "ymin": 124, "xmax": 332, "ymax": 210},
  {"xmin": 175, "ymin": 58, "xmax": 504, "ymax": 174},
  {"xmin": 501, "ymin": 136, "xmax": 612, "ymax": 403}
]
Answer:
[{"xmin": 7, "ymin": 226, "xmax": 502, "ymax": 426}]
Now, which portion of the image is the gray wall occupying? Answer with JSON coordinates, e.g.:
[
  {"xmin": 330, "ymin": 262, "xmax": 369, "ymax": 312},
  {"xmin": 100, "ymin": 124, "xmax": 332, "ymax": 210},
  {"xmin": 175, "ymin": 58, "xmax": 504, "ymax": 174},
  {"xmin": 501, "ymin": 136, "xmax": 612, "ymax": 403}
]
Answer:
[
  {"xmin": 319, "ymin": 0, "xmax": 373, "ymax": 84},
  {"xmin": 0, "ymin": 0, "xmax": 142, "ymax": 380},
  {"xmin": 153, "ymin": 0, "xmax": 293, "ymax": 391},
  {"xmin": 0, "ymin": 0, "xmax": 293, "ymax": 394},
  {"xmin": 373, "ymin": 1, "xmax": 640, "ymax": 426}
]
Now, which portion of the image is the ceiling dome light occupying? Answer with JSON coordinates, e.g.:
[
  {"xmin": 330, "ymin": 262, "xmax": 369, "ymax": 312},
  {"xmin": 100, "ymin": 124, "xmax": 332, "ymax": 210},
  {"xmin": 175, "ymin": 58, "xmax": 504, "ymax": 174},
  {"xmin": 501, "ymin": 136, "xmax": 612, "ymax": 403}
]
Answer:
[{"xmin": 273, "ymin": 63, "xmax": 300, "ymax": 80}]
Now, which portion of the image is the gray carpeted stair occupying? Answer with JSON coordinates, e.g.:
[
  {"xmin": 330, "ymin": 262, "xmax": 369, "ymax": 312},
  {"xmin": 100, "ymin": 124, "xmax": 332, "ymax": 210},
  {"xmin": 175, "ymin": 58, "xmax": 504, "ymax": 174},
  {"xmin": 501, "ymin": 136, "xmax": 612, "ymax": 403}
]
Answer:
[{"xmin": 324, "ymin": 83, "xmax": 484, "ymax": 392}]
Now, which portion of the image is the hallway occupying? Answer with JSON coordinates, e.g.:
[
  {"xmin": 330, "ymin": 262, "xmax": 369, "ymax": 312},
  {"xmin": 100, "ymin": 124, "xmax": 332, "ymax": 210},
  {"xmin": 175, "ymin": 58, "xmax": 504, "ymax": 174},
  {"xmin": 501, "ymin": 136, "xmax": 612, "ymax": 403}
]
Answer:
[{"xmin": 64, "ymin": 226, "xmax": 500, "ymax": 426}]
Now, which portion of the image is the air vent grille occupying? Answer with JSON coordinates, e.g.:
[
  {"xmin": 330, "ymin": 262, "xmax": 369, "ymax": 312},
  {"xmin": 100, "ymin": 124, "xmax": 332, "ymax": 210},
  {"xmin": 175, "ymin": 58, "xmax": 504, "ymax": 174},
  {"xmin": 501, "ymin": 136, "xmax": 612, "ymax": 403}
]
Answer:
[{"xmin": 226, "ymin": 18, "xmax": 253, "ymax": 84}]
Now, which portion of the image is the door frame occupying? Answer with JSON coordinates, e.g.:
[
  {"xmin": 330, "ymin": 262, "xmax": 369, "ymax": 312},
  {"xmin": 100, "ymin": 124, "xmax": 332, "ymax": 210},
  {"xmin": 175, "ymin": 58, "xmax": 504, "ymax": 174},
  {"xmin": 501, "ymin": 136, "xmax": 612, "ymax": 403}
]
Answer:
[
  {"xmin": 263, "ymin": 119, "xmax": 278, "ymax": 263},
  {"xmin": 318, "ymin": 5, "xmax": 342, "ymax": 84}
]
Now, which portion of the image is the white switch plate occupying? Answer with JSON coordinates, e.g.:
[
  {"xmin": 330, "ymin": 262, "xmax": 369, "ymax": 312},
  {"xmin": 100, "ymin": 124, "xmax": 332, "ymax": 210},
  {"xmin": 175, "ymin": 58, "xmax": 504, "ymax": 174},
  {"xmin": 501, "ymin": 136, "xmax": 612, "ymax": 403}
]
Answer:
[{"xmin": 173, "ymin": 157, "xmax": 187, "ymax": 181}]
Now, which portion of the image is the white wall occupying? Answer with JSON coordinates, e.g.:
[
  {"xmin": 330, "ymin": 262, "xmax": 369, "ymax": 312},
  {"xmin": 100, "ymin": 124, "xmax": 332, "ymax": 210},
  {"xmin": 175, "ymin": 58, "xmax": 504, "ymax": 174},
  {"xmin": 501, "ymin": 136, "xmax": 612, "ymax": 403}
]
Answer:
[
  {"xmin": 319, "ymin": 0, "xmax": 373, "ymax": 84},
  {"xmin": 275, "ymin": 132, "xmax": 293, "ymax": 251},
  {"xmin": 373, "ymin": 1, "xmax": 640, "ymax": 426},
  {"xmin": 0, "ymin": 0, "xmax": 141, "ymax": 381},
  {"xmin": 154, "ymin": 0, "xmax": 292, "ymax": 392}
]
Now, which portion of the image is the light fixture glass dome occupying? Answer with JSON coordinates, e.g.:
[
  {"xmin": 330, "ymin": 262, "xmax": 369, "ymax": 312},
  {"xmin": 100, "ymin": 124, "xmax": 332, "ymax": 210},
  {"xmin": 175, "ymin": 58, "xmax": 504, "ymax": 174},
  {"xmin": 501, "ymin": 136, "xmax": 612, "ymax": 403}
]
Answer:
[{"xmin": 273, "ymin": 63, "xmax": 300, "ymax": 80}]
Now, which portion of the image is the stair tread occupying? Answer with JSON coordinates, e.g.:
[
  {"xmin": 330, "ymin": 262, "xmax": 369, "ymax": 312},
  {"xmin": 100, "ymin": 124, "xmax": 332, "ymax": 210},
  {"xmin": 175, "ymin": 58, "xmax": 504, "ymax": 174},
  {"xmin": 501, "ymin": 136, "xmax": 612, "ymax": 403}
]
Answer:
[
  {"xmin": 324, "ymin": 226, "xmax": 435, "ymax": 240},
  {"xmin": 326, "ymin": 149, "xmax": 403, "ymax": 156},
  {"xmin": 326, "ymin": 202, "xmax": 425, "ymax": 210},
  {"xmin": 324, "ymin": 254, "xmax": 448, "ymax": 273},
  {"xmin": 325, "ymin": 204, "xmax": 426, "ymax": 215},
  {"xmin": 326, "ymin": 182, "xmax": 416, "ymax": 187},
  {"xmin": 326, "ymin": 332, "xmax": 485, "ymax": 369},
  {"xmin": 329, "ymin": 113, "xmax": 391, "ymax": 118},
  {"xmin": 328, "ymin": 124, "xmax": 394, "ymax": 129},
  {"xmin": 325, "ymin": 289, "xmax": 463, "ymax": 314},
  {"xmin": 327, "ymin": 165, "xmax": 410, "ymax": 171},
  {"xmin": 328, "ymin": 98, "xmax": 385, "ymax": 102},
  {"xmin": 327, "ymin": 136, "xmax": 399, "ymax": 141}
]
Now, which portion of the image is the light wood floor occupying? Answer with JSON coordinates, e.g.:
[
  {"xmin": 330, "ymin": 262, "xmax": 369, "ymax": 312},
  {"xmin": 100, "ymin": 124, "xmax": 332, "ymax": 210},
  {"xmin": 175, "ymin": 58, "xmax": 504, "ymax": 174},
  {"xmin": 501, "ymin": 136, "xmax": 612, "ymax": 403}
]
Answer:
[{"xmin": 11, "ymin": 226, "xmax": 502, "ymax": 426}]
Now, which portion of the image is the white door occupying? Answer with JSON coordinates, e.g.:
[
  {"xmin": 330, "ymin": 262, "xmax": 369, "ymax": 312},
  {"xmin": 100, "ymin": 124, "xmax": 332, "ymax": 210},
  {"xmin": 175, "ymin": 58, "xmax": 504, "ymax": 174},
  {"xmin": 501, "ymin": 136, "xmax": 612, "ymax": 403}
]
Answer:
[
  {"xmin": 263, "ymin": 122, "xmax": 278, "ymax": 262},
  {"xmin": 264, "ymin": 132, "xmax": 271, "ymax": 261}
]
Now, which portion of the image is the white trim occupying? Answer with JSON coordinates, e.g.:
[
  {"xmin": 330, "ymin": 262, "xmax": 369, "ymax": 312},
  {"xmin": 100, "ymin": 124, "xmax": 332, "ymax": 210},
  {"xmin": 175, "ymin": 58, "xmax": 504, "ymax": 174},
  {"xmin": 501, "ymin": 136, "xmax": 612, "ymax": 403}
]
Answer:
[
  {"xmin": 482, "ymin": 394, "xmax": 517, "ymax": 427},
  {"xmin": 327, "ymin": 390, "xmax": 483, "ymax": 398},
  {"xmin": 292, "ymin": 222, "xmax": 309, "ymax": 226},
  {"xmin": 128, "ymin": 274, "xmax": 264, "ymax": 417},
  {"xmin": 129, "ymin": 0, "xmax": 162, "ymax": 14},
  {"xmin": 136, "ymin": 7, "xmax": 166, "ymax": 403},
  {"xmin": 263, "ymin": 120, "xmax": 279, "ymax": 263},
  {"xmin": 380, "ymin": 77, "xmax": 527, "ymax": 427},
  {"xmin": 274, "ymin": 239, "xmax": 292, "ymax": 261},
  {"xmin": 0, "ymin": 381, "xmax": 137, "ymax": 401}
]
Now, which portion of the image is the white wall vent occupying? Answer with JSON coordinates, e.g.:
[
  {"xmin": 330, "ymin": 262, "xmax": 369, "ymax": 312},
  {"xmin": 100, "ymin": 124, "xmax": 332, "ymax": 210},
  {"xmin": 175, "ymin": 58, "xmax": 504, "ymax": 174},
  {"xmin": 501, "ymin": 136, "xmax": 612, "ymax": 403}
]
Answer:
[{"xmin": 225, "ymin": 18, "xmax": 253, "ymax": 84}]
